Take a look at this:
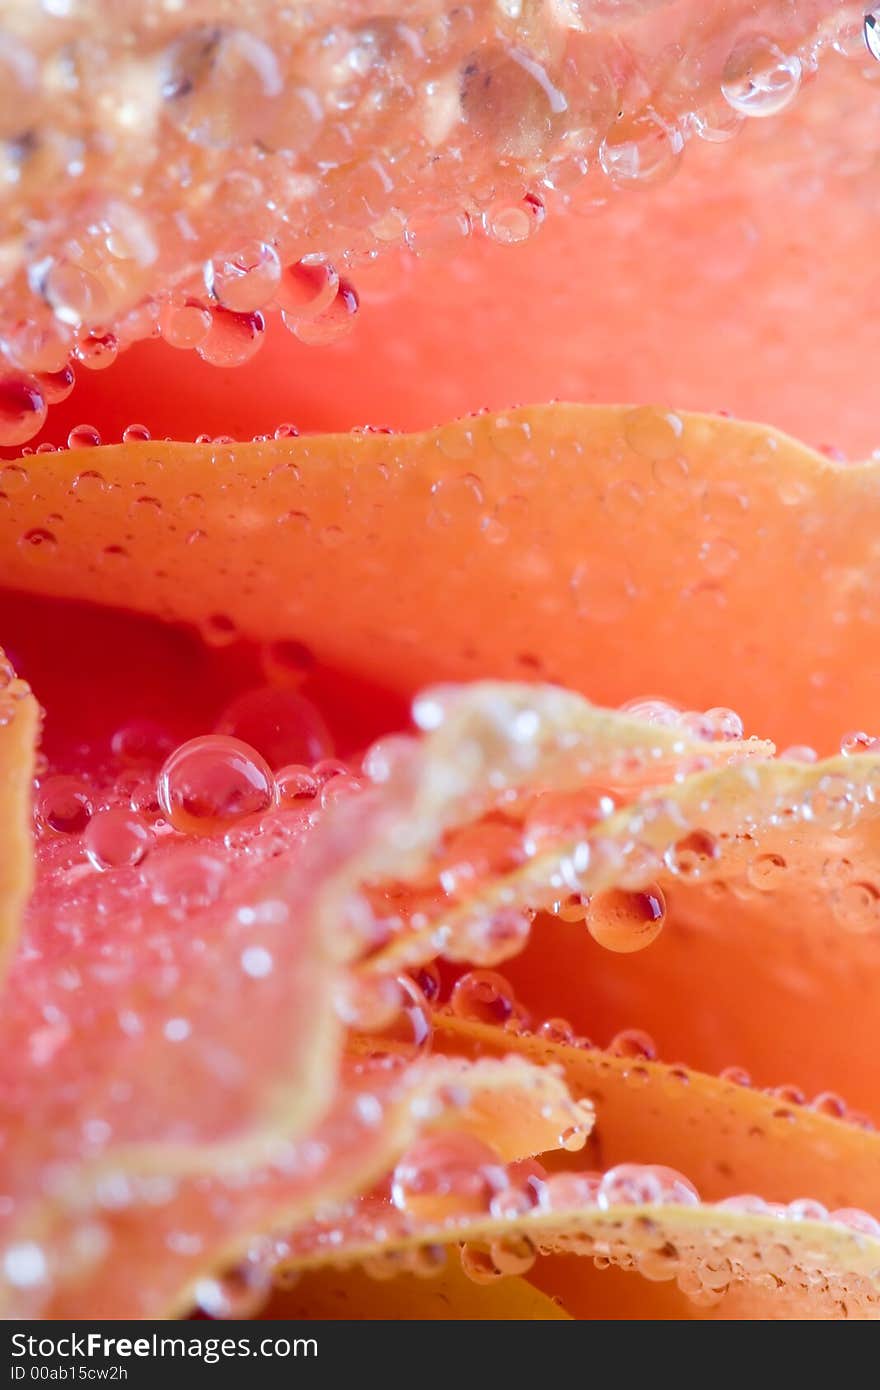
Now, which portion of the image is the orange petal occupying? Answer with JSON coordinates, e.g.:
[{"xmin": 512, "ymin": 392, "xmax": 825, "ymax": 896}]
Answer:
[
  {"xmin": 1, "ymin": 407, "xmax": 875, "ymax": 750},
  {"xmin": 263, "ymin": 1259, "xmax": 570, "ymax": 1321},
  {"xmin": 0, "ymin": 651, "xmax": 38, "ymax": 975}
]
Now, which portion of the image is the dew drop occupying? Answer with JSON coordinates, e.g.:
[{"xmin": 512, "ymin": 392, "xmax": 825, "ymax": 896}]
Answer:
[
  {"xmin": 36, "ymin": 776, "xmax": 93, "ymax": 835},
  {"xmin": 19, "ymin": 527, "xmax": 57, "ymax": 552},
  {"xmin": 284, "ymin": 278, "xmax": 359, "ymax": 347},
  {"xmin": 67, "ymin": 424, "xmax": 102, "ymax": 449},
  {"xmin": 84, "ymin": 808, "xmax": 152, "ymax": 870},
  {"xmin": 274, "ymin": 764, "xmax": 318, "ymax": 808},
  {"xmin": 197, "ymin": 307, "xmax": 265, "ymax": 367},
  {"xmin": 160, "ymin": 300, "xmax": 212, "ymax": 351},
  {"xmin": 391, "ymin": 1133, "xmax": 506, "ymax": 1219},
  {"xmin": 122, "ymin": 423, "xmax": 151, "ymax": 443},
  {"xmin": 205, "ymin": 241, "xmax": 281, "ymax": 313},
  {"xmin": 599, "ymin": 113, "xmax": 683, "ymax": 187},
  {"xmin": 720, "ymin": 38, "xmax": 802, "ymax": 119},
  {"xmin": 0, "ymin": 376, "xmax": 47, "ymax": 446},
  {"xmin": 157, "ymin": 735, "xmax": 276, "ymax": 834},
  {"xmin": 449, "ymin": 969, "xmax": 519, "ymax": 1026},
  {"xmin": 36, "ymin": 364, "xmax": 76, "ymax": 405},
  {"xmin": 215, "ymin": 686, "xmax": 332, "ymax": 768},
  {"xmin": 585, "ymin": 885, "xmax": 665, "ymax": 953},
  {"xmin": 275, "ymin": 256, "xmax": 339, "ymax": 321}
]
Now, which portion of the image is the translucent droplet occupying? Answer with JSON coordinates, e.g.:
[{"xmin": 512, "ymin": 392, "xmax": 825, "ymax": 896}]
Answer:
[
  {"xmin": 160, "ymin": 300, "xmax": 212, "ymax": 351},
  {"xmin": 274, "ymin": 764, "xmax": 318, "ymax": 808},
  {"xmin": 36, "ymin": 364, "xmax": 76, "ymax": 405},
  {"xmin": 586, "ymin": 885, "xmax": 665, "ymax": 953},
  {"xmin": 67, "ymin": 424, "xmax": 102, "ymax": 449},
  {"xmin": 721, "ymin": 38, "xmax": 802, "ymax": 119},
  {"xmin": 391, "ymin": 1133, "xmax": 506, "ymax": 1219},
  {"xmin": 197, "ymin": 307, "xmax": 265, "ymax": 367},
  {"xmin": 449, "ymin": 970, "xmax": 519, "ymax": 1026},
  {"xmin": 284, "ymin": 279, "xmax": 359, "ymax": 347},
  {"xmin": 275, "ymin": 257, "xmax": 339, "ymax": 322},
  {"xmin": 111, "ymin": 719, "xmax": 173, "ymax": 768},
  {"xmin": 157, "ymin": 735, "xmax": 276, "ymax": 834},
  {"xmin": 215, "ymin": 686, "xmax": 332, "ymax": 768},
  {"xmin": 205, "ymin": 241, "xmax": 281, "ymax": 313},
  {"xmin": 75, "ymin": 331, "xmax": 118, "ymax": 372},
  {"xmin": 0, "ymin": 376, "xmax": 47, "ymax": 446},
  {"xmin": 162, "ymin": 26, "xmax": 284, "ymax": 150},
  {"xmin": 599, "ymin": 113, "xmax": 683, "ymax": 187},
  {"xmin": 36, "ymin": 776, "xmax": 93, "ymax": 835},
  {"xmin": 122, "ymin": 423, "xmax": 151, "ymax": 443},
  {"xmin": 746, "ymin": 852, "xmax": 787, "ymax": 892},
  {"xmin": 483, "ymin": 193, "xmax": 545, "ymax": 246},
  {"xmin": 84, "ymin": 808, "xmax": 152, "ymax": 870}
]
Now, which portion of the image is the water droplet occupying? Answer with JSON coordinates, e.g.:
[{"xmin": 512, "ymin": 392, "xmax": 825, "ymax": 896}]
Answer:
[
  {"xmin": 157, "ymin": 735, "xmax": 276, "ymax": 834},
  {"xmin": 285, "ymin": 278, "xmax": 359, "ymax": 347},
  {"xmin": 275, "ymin": 257, "xmax": 339, "ymax": 321},
  {"xmin": 19, "ymin": 527, "xmax": 57, "ymax": 552},
  {"xmin": 450, "ymin": 969, "xmax": 520, "ymax": 1026},
  {"xmin": 483, "ymin": 193, "xmax": 545, "ymax": 245},
  {"xmin": 624, "ymin": 407, "xmax": 683, "ymax": 460},
  {"xmin": 600, "ymin": 113, "xmax": 683, "ymax": 187},
  {"xmin": 391, "ymin": 1133, "xmax": 506, "ymax": 1219},
  {"xmin": 122, "ymin": 423, "xmax": 151, "ymax": 443},
  {"xmin": 215, "ymin": 686, "xmax": 332, "ymax": 768},
  {"xmin": 721, "ymin": 38, "xmax": 802, "ymax": 119},
  {"xmin": 586, "ymin": 885, "xmax": 665, "ymax": 953},
  {"xmin": 746, "ymin": 852, "xmax": 787, "ymax": 892},
  {"xmin": 75, "ymin": 331, "xmax": 118, "ymax": 372},
  {"xmin": 0, "ymin": 376, "xmax": 47, "ymax": 446},
  {"xmin": 665, "ymin": 830, "xmax": 720, "ymax": 878},
  {"xmin": 67, "ymin": 424, "xmax": 102, "ymax": 449},
  {"xmin": 36, "ymin": 776, "xmax": 93, "ymax": 835},
  {"xmin": 162, "ymin": 26, "xmax": 284, "ymax": 149},
  {"xmin": 160, "ymin": 300, "xmax": 212, "ymax": 350},
  {"xmin": 197, "ymin": 307, "xmax": 265, "ymax": 366},
  {"xmin": 84, "ymin": 808, "xmax": 152, "ymax": 870},
  {"xmin": 205, "ymin": 241, "xmax": 281, "ymax": 313},
  {"xmin": 865, "ymin": 11, "xmax": 880, "ymax": 62},
  {"xmin": 274, "ymin": 764, "xmax": 318, "ymax": 808},
  {"xmin": 607, "ymin": 1028, "xmax": 657, "ymax": 1060}
]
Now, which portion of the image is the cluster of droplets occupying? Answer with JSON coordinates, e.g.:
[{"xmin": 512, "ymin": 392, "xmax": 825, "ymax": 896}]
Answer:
[
  {"xmin": 29, "ymin": 677, "xmax": 378, "ymax": 936},
  {"xmin": 0, "ymin": 2, "xmax": 861, "ymax": 444}
]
